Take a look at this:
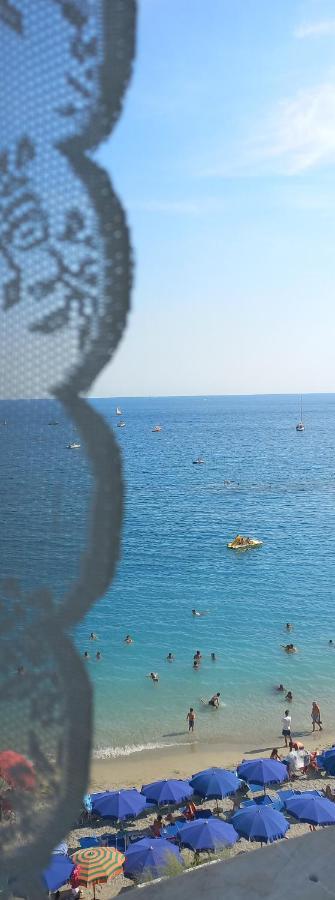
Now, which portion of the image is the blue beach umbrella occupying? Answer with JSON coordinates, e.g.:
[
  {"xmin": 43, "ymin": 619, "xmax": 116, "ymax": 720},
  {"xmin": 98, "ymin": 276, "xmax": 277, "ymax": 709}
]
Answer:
[
  {"xmin": 141, "ymin": 779, "xmax": 193, "ymax": 806},
  {"xmin": 284, "ymin": 794, "xmax": 335, "ymax": 826},
  {"xmin": 124, "ymin": 837, "xmax": 182, "ymax": 878},
  {"xmin": 178, "ymin": 817, "xmax": 238, "ymax": 851},
  {"xmin": 190, "ymin": 767, "xmax": 242, "ymax": 799},
  {"xmin": 91, "ymin": 789, "xmax": 147, "ymax": 820},
  {"xmin": 231, "ymin": 806, "xmax": 289, "ymax": 843},
  {"xmin": 42, "ymin": 854, "xmax": 75, "ymax": 891},
  {"xmin": 237, "ymin": 758, "xmax": 288, "ymax": 789},
  {"xmin": 319, "ymin": 752, "xmax": 335, "ymax": 776}
]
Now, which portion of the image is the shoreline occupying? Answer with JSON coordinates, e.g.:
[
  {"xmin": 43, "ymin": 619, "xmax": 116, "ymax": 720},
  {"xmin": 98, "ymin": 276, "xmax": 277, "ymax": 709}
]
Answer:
[{"xmin": 89, "ymin": 730, "xmax": 331, "ymax": 792}]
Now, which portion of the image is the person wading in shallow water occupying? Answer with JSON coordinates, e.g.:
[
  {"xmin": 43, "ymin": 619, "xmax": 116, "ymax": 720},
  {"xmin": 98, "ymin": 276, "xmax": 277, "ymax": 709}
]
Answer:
[
  {"xmin": 311, "ymin": 701, "xmax": 322, "ymax": 732},
  {"xmin": 187, "ymin": 708, "xmax": 196, "ymax": 732}
]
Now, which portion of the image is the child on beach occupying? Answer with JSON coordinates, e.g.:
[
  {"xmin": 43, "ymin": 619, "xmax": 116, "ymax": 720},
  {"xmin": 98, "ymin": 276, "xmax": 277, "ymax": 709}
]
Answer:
[{"xmin": 187, "ymin": 708, "xmax": 196, "ymax": 731}]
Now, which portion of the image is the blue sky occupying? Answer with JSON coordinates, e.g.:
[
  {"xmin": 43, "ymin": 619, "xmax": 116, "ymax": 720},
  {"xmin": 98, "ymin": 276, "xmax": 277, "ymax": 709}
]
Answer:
[{"xmin": 93, "ymin": 0, "xmax": 335, "ymax": 396}]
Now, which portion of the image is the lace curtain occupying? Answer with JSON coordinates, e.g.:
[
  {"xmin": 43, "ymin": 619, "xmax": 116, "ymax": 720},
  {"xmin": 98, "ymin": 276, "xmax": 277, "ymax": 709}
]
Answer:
[{"xmin": 0, "ymin": 1, "xmax": 136, "ymax": 895}]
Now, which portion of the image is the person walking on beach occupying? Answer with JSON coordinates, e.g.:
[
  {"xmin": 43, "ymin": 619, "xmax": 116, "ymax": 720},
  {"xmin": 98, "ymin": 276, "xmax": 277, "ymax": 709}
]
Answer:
[
  {"xmin": 187, "ymin": 708, "xmax": 196, "ymax": 732},
  {"xmin": 311, "ymin": 701, "xmax": 322, "ymax": 732},
  {"xmin": 282, "ymin": 709, "xmax": 291, "ymax": 747}
]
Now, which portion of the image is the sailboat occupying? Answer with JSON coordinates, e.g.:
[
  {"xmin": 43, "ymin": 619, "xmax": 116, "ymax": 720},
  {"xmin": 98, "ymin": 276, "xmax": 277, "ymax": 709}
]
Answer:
[
  {"xmin": 116, "ymin": 406, "xmax": 122, "ymax": 416},
  {"xmin": 296, "ymin": 396, "xmax": 305, "ymax": 432}
]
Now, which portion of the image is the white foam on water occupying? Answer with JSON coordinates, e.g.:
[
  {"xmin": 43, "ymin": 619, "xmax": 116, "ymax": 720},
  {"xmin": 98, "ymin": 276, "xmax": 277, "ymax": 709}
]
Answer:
[{"xmin": 93, "ymin": 740, "xmax": 196, "ymax": 759}]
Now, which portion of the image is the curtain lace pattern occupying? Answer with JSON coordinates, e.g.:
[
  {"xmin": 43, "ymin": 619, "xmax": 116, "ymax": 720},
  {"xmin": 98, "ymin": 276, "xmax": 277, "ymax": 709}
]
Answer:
[{"xmin": 0, "ymin": 1, "xmax": 136, "ymax": 895}]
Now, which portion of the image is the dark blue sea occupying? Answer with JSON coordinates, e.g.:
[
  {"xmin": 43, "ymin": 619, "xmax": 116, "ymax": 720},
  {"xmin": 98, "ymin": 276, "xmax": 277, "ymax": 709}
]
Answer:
[{"xmin": 1, "ymin": 394, "xmax": 335, "ymax": 757}]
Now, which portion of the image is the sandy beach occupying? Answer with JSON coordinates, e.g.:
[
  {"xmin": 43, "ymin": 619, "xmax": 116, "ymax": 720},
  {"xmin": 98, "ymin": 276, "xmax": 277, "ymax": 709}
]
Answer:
[
  {"xmin": 60, "ymin": 731, "xmax": 335, "ymax": 899},
  {"xmin": 89, "ymin": 732, "xmax": 330, "ymax": 792}
]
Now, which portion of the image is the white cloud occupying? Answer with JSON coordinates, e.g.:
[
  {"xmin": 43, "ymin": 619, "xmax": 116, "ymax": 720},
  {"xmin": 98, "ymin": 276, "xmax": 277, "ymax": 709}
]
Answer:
[
  {"xmin": 255, "ymin": 81, "xmax": 335, "ymax": 174},
  {"xmin": 295, "ymin": 19, "xmax": 335, "ymax": 38}
]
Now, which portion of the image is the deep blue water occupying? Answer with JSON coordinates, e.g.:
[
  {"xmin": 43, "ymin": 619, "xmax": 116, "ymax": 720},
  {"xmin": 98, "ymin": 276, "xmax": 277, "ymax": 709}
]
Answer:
[{"xmin": 1, "ymin": 394, "xmax": 335, "ymax": 756}]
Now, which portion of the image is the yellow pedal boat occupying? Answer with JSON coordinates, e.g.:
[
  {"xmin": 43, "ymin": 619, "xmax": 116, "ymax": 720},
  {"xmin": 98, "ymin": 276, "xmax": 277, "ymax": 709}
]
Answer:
[{"xmin": 227, "ymin": 534, "xmax": 263, "ymax": 550}]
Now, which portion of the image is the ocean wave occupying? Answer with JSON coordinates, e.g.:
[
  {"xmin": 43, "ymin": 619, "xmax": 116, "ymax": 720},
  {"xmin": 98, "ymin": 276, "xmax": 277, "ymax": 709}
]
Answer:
[{"xmin": 93, "ymin": 740, "xmax": 194, "ymax": 759}]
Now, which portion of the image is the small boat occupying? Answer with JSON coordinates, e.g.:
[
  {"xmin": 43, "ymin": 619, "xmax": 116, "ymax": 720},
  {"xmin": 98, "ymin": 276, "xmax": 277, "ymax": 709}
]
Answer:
[
  {"xmin": 0, "ymin": 420, "xmax": 7, "ymax": 426},
  {"xmin": 67, "ymin": 442, "xmax": 80, "ymax": 449},
  {"xmin": 117, "ymin": 421, "xmax": 126, "ymax": 428},
  {"xmin": 48, "ymin": 421, "xmax": 59, "ymax": 425},
  {"xmin": 193, "ymin": 458, "xmax": 205, "ymax": 465},
  {"xmin": 116, "ymin": 406, "xmax": 122, "ymax": 415},
  {"xmin": 227, "ymin": 535, "xmax": 263, "ymax": 550},
  {"xmin": 296, "ymin": 396, "xmax": 305, "ymax": 432},
  {"xmin": 152, "ymin": 425, "xmax": 162, "ymax": 432}
]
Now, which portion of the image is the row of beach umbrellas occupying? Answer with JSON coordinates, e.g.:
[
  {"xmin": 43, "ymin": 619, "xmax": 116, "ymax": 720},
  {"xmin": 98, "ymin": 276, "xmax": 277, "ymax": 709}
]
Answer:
[{"xmin": 41, "ymin": 755, "xmax": 335, "ymax": 892}]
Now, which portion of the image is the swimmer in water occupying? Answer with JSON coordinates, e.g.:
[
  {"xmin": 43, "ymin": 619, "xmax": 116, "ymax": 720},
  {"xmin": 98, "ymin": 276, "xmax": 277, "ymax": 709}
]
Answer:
[
  {"xmin": 83, "ymin": 651, "xmax": 90, "ymax": 659},
  {"xmin": 17, "ymin": 665, "xmax": 25, "ymax": 676},
  {"xmin": 124, "ymin": 635, "xmax": 133, "ymax": 644},
  {"xmin": 194, "ymin": 650, "xmax": 202, "ymax": 659},
  {"xmin": 329, "ymin": 640, "xmax": 333, "ymax": 646},
  {"xmin": 166, "ymin": 652, "xmax": 175, "ymax": 661},
  {"xmin": 276, "ymin": 684, "xmax": 285, "ymax": 692},
  {"xmin": 147, "ymin": 672, "xmax": 159, "ymax": 682},
  {"xmin": 89, "ymin": 632, "xmax": 98, "ymax": 640},
  {"xmin": 209, "ymin": 692, "xmax": 221, "ymax": 708},
  {"xmin": 285, "ymin": 690, "xmax": 293, "ymax": 702},
  {"xmin": 211, "ymin": 652, "xmax": 217, "ymax": 661},
  {"xmin": 96, "ymin": 651, "xmax": 102, "ymax": 660},
  {"xmin": 193, "ymin": 659, "xmax": 200, "ymax": 669},
  {"xmin": 285, "ymin": 623, "xmax": 293, "ymax": 631},
  {"xmin": 282, "ymin": 644, "xmax": 297, "ymax": 653},
  {"xmin": 192, "ymin": 609, "xmax": 206, "ymax": 617}
]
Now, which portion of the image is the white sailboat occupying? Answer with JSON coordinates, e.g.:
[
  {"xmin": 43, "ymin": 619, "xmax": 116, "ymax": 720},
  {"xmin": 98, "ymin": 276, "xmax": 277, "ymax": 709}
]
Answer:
[
  {"xmin": 116, "ymin": 406, "xmax": 122, "ymax": 416},
  {"xmin": 296, "ymin": 396, "xmax": 305, "ymax": 432}
]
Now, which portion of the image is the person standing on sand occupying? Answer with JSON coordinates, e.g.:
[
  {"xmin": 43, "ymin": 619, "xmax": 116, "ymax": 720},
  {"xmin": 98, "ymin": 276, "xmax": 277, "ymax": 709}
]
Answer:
[
  {"xmin": 311, "ymin": 701, "xmax": 322, "ymax": 732},
  {"xmin": 282, "ymin": 709, "xmax": 291, "ymax": 747},
  {"xmin": 187, "ymin": 708, "xmax": 196, "ymax": 732}
]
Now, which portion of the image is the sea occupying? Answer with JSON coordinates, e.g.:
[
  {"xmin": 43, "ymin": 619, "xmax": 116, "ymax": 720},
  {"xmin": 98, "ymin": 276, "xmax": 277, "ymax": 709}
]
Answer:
[{"xmin": 1, "ymin": 394, "xmax": 335, "ymax": 759}]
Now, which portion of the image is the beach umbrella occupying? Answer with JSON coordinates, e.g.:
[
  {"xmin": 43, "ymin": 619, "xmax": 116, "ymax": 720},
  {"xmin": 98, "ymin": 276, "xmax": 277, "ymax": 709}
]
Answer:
[
  {"xmin": 42, "ymin": 854, "xmax": 75, "ymax": 891},
  {"xmin": 178, "ymin": 817, "xmax": 238, "ymax": 851},
  {"xmin": 72, "ymin": 847, "xmax": 124, "ymax": 898},
  {"xmin": 0, "ymin": 750, "xmax": 36, "ymax": 790},
  {"xmin": 91, "ymin": 789, "xmax": 147, "ymax": 820},
  {"xmin": 319, "ymin": 752, "xmax": 335, "ymax": 776},
  {"xmin": 52, "ymin": 840, "xmax": 68, "ymax": 855},
  {"xmin": 124, "ymin": 837, "xmax": 182, "ymax": 879},
  {"xmin": 237, "ymin": 758, "xmax": 288, "ymax": 789},
  {"xmin": 141, "ymin": 779, "xmax": 193, "ymax": 806},
  {"xmin": 231, "ymin": 806, "xmax": 289, "ymax": 843},
  {"xmin": 284, "ymin": 794, "xmax": 335, "ymax": 826},
  {"xmin": 190, "ymin": 767, "xmax": 242, "ymax": 799}
]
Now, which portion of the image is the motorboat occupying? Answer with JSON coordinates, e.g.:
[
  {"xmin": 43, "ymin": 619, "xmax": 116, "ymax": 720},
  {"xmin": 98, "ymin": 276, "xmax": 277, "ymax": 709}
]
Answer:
[
  {"xmin": 117, "ymin": 421, "xmax": 126, "ymax": 428},
  {"xmin": 116, "ymin": 406, "xmax": 122, "ymax": 415},
  {"xmin": 193, "ymin": 458, "xmax": 205, "ymax": 465},
  {"xmin": 227, "ymin": 535, "xmax": 263, "ymax": 550},
  {"xmin": 48, "ymin": 421, "xmax": 59, "ymax": 425},
  {"xmin": 152, "ymin": 425, "xmax": 162, "ymax": 432},
  {"xmin": 296, "ymin": 396, "xmax": 305, "ymax": 432},
  {"xmin": 67, "ymin": 442, "xmax": 80, "ymax": 449}
]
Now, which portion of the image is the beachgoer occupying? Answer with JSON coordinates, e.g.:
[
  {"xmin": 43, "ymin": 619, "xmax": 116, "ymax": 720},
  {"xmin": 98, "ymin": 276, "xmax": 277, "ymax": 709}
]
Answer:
[
  {"xmin": 151, "ymin": 814, "xmax": 163, "ymax": 837},
  {"xmin": 147, "ymin": 672, "xmax": 159, "ymax": 682},
  {"xmin": 282, "ymin": 644, "xmax": 297, "ymax": 653},
  {"xmin": 187, "ymin": 708, "xmax": 196, "ymax": 732},
  {"xmin": 17, "ymin": 665, "xmax": 25, "ymax": 675},
  {"xmin": 184, "ymin": 800, "xmax": 197, "ymax": 820},
  {"xmin": 193, "ymin": 659, "xmax": 200, "ymax": 669},
  {"xmin": 166, "ymin": 652, "xmax": 175, "ymax": 661},
  {"xmin": 211, "ymin": 653, "xmax": 216, "ymax": 661},
  {"xmin": 270, "ymin": 748, "xmax": 281, "ymax": 760},
  {"xmin": 124, "ymin": 635, "xmax": 133, "ymax": 644},
  {"xmin": 276, "ymin": 684, "xmax": 285, "ymax": 692},
  {"xmin": 96, "ymin": 651, "xmax": 102, "ymax": 660},
  {"xmin": 285, "ymin": 691, "xmax": 293, "ymax": 702},
  {"xmin": 192, "ymin": 609, "xmax": 206, "ymax": 617},
  {"xmin": 194, "ymin": 650, "xmax": 202, "ymax": 659},
  {"xmin": 286, "ymin": 623, "xmax": 293, "ymax": 631},
  {"xmin": 323, "ymin": 785, "xmax": 335, "ymax": 802},
  {"xmin": 89, "ymin": 632, "xmax": 97, "ymax": 641},
  {"xmin": 209, "ymin": 692, "xmax": 220, "ymax": 708},
  {"xmin": 83, "ymin": 651, "xmax": 89, "ymax": 659},
  {"xmin": 282, "ymin": 709, "xmax": 291, "ymax": 747},
  {"xmin": 311, "ymin": 701, "xmax": 322, "ymax": 732},
  {"xmin": 329, "ymin": 640, "xmax": 333, "ymax": 646}
]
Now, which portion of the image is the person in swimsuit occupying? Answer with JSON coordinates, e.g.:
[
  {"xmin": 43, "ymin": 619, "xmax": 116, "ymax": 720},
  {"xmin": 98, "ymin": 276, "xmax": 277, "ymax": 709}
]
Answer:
[
  {"xmin": 147, "ymin": 672, "xmax": 159, "ymax": 682},
  {"xmin": 166, "ymin": 652, "xmax": 175, "ymax": 661},
  {"xmin": 276, "ymin": 684, "xmax": 285, "ymax": 692},
  {"xmin": 89, "ymin": 632, "xmax": 97, "ymax": 640},
  {"xmin": 211, "ymin": 653, "xmax": 217, "ymax": 661},
  {"xmin": 209, "ymin": 692, "xmax": 220, "ymax": 708},
  {"xmin": 124, "ymin": 635, "xmax": 133, "ymax": 644},
  {"xmin": 96, "ymin": 651, "xmax": 102, "ymax": 660},
  {"xmin": 311, "ymin": 701, "xmax": 322, "ymax": 732},
  {"xmin": 285, "ymin": 691, "xmax": 293, "ymax": 702},
  {"xmin": 187, "ymin": 708, "xmax": 196, "ymax": 732}
]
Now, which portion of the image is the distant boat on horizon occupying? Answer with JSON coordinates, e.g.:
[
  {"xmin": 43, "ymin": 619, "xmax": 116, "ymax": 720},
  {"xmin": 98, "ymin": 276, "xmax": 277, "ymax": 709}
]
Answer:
[
  {"xmin": 152, "ymin": 425, "xmax": 162, "ymax": 432},
  {"xmin": 67, "ymin": 442, "xmax": 80, "ymax": 449},
  {"xmin": 116, "ymin": 406, "xmax": 122, "ymax": 415},
  {"xmin": 117, "ymin": 421, "xmax": 126, "ymax": 428},
  {"xmin": 193, "ymin": 457, "xmax": 205, "ymax": 465},
  {"xmin": 296, "ymin": 396, "xmax": 305, "ymax": 432}
]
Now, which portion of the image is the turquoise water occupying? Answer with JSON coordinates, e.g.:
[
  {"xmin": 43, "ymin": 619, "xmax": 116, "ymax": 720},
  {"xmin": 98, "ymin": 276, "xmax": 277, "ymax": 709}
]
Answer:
[{"xmin": 1, "ymin": 395, "xmax": 335, "ymax": 756}]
